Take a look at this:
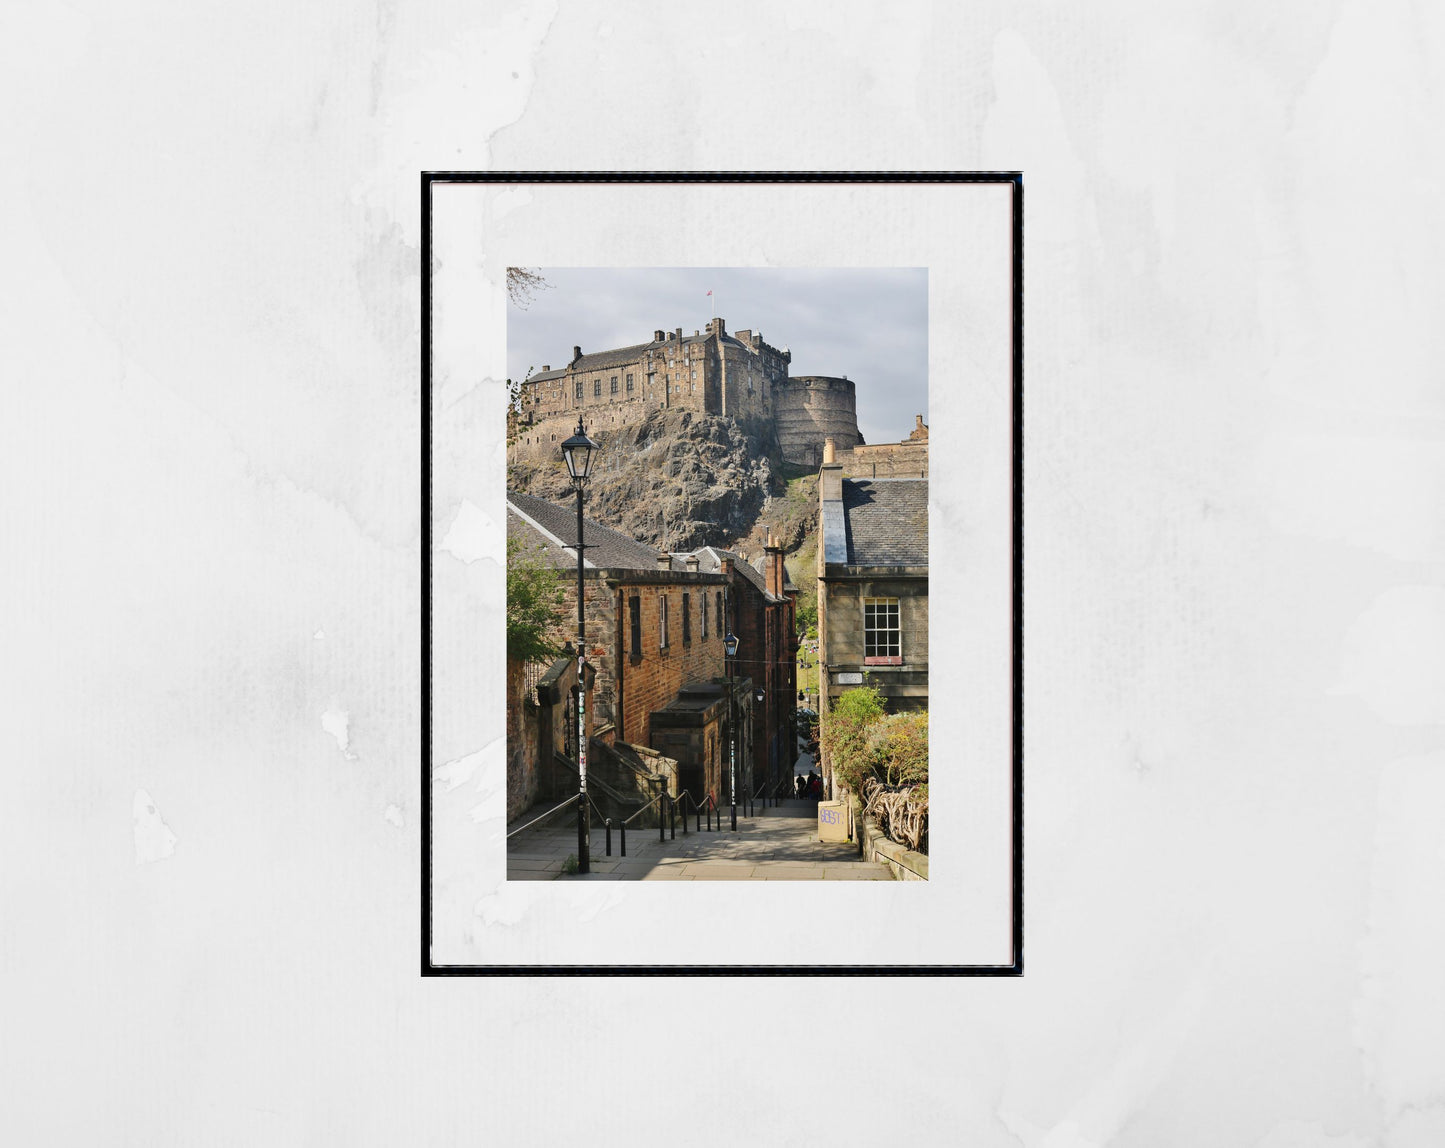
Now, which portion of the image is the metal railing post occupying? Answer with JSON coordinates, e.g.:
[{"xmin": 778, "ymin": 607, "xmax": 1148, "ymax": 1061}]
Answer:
[
  {"xmin": 605, "ymin": 818, "xmax": 612, "ymax": 857},
  {"xmin": 620, "ymin": 821, "xmax": 626, "ymax": 857},
  {"xmin": 659, "ymin": 793, "xmax": 666, "ymax": 843},
  {"xmin": 669, "ymin": 793, "xmax": 676, "ymax": 840}
]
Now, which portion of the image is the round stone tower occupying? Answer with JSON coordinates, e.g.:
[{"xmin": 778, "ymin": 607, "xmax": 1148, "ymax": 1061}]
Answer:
[{"xmin": 773, "ymin": 375, "xmax": 862, "ymax": 470}]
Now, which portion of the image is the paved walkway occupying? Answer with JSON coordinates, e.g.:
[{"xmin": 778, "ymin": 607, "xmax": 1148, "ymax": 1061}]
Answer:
[{"xmin": 506, "ymin": 796, "xmax": 894, "ymax": 881}]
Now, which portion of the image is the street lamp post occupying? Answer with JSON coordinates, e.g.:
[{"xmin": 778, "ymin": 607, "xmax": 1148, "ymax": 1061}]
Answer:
[
  {"xmin": 754, "ymin": 686, "xmax": 765, "ymax": 812},
  {"xmin": 561, "ymin": 419, "xmax": 600, "ymax": 875},
  {"xmin": 724, "ymin": 630, "xmax": 739, "ymax": 831}
]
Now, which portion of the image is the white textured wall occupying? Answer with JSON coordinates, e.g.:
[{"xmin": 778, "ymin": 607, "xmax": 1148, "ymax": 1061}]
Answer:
[{"xmin": 3, "ymin": 1, "xmax": 1442, "ymax": 1144}]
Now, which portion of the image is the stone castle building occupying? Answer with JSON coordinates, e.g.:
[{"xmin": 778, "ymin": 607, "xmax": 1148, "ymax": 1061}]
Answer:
[{"xmin": 510, "ymin": 317, "xmax": 865, "ymax": 467}]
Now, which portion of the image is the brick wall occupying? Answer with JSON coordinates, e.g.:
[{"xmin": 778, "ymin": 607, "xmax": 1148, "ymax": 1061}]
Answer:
[
  {"xmin": 548, "ymin": 577, "xmax": 621, "ymax": 728},
  {"xmin": 620, "ymin": 581, "xmax": 727, "ymax": 744}
]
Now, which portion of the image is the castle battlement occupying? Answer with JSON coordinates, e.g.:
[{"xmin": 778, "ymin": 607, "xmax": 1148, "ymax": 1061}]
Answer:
[{"xmin": 510, "ymin": 318, "xmax": 865, "ymax": 468}]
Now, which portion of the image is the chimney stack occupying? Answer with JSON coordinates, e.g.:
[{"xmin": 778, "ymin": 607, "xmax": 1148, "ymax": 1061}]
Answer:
[
  {"xmin": 654, "ymin": 330, "xmax": 665, "ymax": 342},
  {"xmin": 684, "ymin": 554, "xmax": 699, "ymax": 572},
  {"xmin": 572, "ymin": 346, "xmax": 582, "ymax": 363},
  {"xmin": 657, "ymin": 553, "xmax": 672, "ymax": 571},
  {"xmin": 823, "ymin": 437, "xmax": 836, "ymax": 464},
  {"xmin": 820, "ymin": 451, "xmax": 844, "ymax": 503},
  {"xmin": 764, "ymin": 532, "xmax": 785, "ymax": 598}
]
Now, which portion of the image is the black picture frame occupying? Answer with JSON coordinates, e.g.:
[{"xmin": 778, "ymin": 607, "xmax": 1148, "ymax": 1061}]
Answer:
[{"xmin": 421, "ymin": 172, "xmax": 1023, "ymax": 975}]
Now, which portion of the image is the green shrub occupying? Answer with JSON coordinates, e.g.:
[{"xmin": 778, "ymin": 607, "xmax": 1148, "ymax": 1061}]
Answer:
[
  {"xmin": 867, "ymin": 711, "xmax": 928, "ymax": 787},
  {"xmin": 821, "ymin": 686, "xmax": 886, "ymax": 795}
]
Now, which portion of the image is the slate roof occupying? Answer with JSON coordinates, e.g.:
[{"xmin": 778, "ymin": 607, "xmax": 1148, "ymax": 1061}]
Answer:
[
  {"xmin": 838, "ymin": 478, "xmax": 929, "ymax": 566},
  {"xmin": 669, "ymin": 545, "xmax": 774, "ymax": 598},
  {"xmin": 507, "ymin": 490, "xmax": 661, "ymax": 571}
]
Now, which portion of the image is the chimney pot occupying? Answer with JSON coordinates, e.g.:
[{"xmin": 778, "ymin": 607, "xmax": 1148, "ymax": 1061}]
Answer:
[{"xmin": 823, "ymin": 437, "xmax": 836, "ymax": 464}]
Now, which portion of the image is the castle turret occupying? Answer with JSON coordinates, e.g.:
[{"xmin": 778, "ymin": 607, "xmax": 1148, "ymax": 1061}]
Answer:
[{"xmin": 774, "ymin": 376, "xmax": 862, "ymax": 469}]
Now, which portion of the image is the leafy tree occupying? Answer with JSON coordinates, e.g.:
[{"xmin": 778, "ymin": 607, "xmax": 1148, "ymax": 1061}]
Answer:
[
  {"xmin": 794, "ymin": 599, "xmax": 818, "ymax": 641},
  {"xmin": 506, "ymin": 536, "xmax": 567, "ymax": 664}
]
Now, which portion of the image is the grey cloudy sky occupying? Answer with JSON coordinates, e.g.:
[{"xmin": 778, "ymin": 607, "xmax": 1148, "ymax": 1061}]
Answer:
[{"xmin": 507, "ymin": 267, "xmax": 928, "ymax": 445}]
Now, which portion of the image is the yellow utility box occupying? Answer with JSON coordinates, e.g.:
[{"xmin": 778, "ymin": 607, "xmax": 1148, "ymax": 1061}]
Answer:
[{"xmin": 817, "ymin": 800, "xmax": 849, "ymax": 843}]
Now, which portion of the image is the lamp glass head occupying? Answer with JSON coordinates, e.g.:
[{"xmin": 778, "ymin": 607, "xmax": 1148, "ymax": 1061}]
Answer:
[
  {"xmin": 560, "ymin": 423, "xmax": 601, "ymax": 482},
  {"xmin": 724, "ymin": 632, "xmax": 739, "ymax": 658}
]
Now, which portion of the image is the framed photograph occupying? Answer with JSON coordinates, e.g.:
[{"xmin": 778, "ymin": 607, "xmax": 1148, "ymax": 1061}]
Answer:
[{"xmin": 424, "ymin": 173, "xmax": 1021, "ymax": 972}]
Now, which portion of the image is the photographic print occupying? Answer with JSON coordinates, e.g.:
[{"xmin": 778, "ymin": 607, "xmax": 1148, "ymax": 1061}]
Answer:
[
  {"xmin": 426, "ymin": 174, "xmax": 1019, "ymax": 970},
  {"xmin": 502, "ymin": 267, "xmax": 930, "ymax": 883}
]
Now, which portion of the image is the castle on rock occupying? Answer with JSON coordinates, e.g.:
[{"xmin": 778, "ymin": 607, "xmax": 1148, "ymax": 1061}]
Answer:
[{"xmin": 509, "ymin": 317, "xmax": 864, "ymax": 469}]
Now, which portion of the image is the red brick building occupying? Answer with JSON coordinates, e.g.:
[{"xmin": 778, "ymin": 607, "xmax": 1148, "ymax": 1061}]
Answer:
[
  {"xmin": 669, "ymin": 539, "xmax": 800, "ymax": 800},
  {"xmin": 506, "ymin": 492, "xmax": 796, "ymax": 813}
]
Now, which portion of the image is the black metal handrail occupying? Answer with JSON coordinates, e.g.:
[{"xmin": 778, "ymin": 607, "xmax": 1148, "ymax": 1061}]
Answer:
[
  {"xmin": 505, "ymin": 794, "xmax": 579, "ymax": 839},
  {"xmin": 511, "ymin": 787, "xmax": 731, "ymax": 867},
  {"xmin": 754, "ymin": 776, "xmax": 790, "ymax": 807},
  {"xmin": 616, "ymin": 790, "xmax": 668, "ymax": 858},
  {"xmin": 672, "ymin": 790, "xmax": 720, "ymax": 835}
]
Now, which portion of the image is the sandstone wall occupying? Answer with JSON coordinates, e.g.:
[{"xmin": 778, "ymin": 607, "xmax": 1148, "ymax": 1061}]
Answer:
[
  {"xmin": 512, "ymin": 317, "xmax": 794, "ymax": 464},
  {"xmin": 833, "ymin": 439, "xmax": 929, "ymax": 478}
]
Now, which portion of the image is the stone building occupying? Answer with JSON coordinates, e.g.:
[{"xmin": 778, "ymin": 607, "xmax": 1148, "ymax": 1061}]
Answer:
[
  {"xmin": 505, "ymin": 490, "xmax": 795, "ymax": 817},
  {"xmin": 667, "ymin": 539, "xmax": 799, "ymax": 803},
  {"xmin": 509, "ymin": 317, "xmax": 864, "ymax": 469},
  {"xmin": 815, "ymin": 445, "xmax": 929, "ymax": 794},
  {"xmin": 827, "ymin": 414, "xmax": 929, "ymax": 479}
]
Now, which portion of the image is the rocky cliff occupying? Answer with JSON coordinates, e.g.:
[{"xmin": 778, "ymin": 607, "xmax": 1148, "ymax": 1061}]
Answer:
[{"xmin": 507, "ymin": 409, "xmax": 784, "ymax": 553}]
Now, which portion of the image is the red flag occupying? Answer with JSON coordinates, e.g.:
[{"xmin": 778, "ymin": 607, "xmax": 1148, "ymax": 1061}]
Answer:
[{"xmin": 706, "ymin": 289, "xmax": 712, "ymax": 296}]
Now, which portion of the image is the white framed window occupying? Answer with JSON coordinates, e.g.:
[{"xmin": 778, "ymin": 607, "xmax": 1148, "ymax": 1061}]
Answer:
[
  {"xmin": 659, "ymin": 593, "xmax": 669, "ymax": 650},
  {"xmin": 863, "ymin": 597, "xmax": 901, "ymax": 665}
]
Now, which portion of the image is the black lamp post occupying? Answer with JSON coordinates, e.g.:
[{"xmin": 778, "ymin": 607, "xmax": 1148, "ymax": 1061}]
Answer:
[
  {"xmin": 724, "ymin": 630, "xmax": 739, "ymax": 831},
  {"xmin": 754, "ymin": 685, "xmax": 766, "ymax": 812},
  {"xmin": 561, "ymin": 419, "xmax": 600, "ymax": 874}
]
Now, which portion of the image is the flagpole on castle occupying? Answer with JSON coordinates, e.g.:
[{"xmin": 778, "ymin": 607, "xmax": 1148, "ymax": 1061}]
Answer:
[{"xmin": 708, "ymin": 288, "xmax": 715, "ymax": 319}]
